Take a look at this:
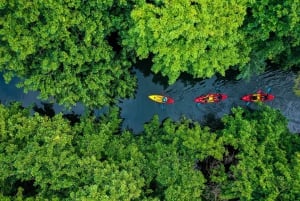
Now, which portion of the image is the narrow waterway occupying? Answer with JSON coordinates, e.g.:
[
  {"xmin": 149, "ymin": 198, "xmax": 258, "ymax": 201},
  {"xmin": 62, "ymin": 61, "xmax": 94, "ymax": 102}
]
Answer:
[
  {"xmin": 119, "ymin": 66, "xmax": 300, "ymax": 133},
  {"xmin": 0, "ymin": 66, "xmax": 299, "ymax": 134}
]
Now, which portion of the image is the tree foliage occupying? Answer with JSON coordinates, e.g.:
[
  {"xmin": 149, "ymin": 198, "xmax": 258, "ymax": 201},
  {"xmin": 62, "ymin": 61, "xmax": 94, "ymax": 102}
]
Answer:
[
  {"xmin": 218, "ymin": 106, "xmax": 300, "ymax": 200},
  {"xmin": 0, "ymin": 0, "xmax": 299, "ymax": 199},
  {"xmin": 294, "ymin": 71, "xmax": 300, "ymax": 96},
  {"xmin": 1, "ymin": 102, "xmax": 299, "ymax": 200},
  {"xmin": 137, "ymin": 116, "xmax": 224, "ymax": 200},
  {"xmin": 0, "ymin": 103, "xmax": 144, "ymax": 200},
  {"xmin": 238, "ymin": 0, "xmax": 300, "ymax": 79},
  {"xmin": 0, "ymin": 0, "xmax": 299, "ymax": 106},
  {"xmin": 123, "ymin": 0, "xmax": 299, "ymax": 82},
  {"xmin": 123, "ymin": 0, "xmax": 250, "ymax": 84},
  {"xmin": 0, "ymin": 0, "xmax": 136, "ymax": 108}
]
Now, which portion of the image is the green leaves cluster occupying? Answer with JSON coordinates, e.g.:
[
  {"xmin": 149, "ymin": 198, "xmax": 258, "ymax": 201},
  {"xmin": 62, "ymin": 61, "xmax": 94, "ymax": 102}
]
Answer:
[
  {"xmin": 124, "ymin": 0, "xmax": 250, "ymax": 83},
  {"xmin": 0, "ymin": 0, "xmax": 136, "ymax": 108},
  {"xmin": 0, "ymin": 103, "xmax": 144, "ymax": 200},
  {"xmin": 138, "ymin": 116, "xmax": 224, "ymax": 200},
  {"xmin": 1, "ymin": 1, "xmax": 299, "ymax": 199},
  {"xmin": 294, "ymin": 71, "xmax": 300, "ymax": 96},
  {"xmin": 125, "ymin": 0, "xmax": 300, "ymax": 83},
  {"xmin": 218, "ymin": 106, "xmax": 300, "ymax": 200},
  {"xmin": 1, "ymin": 103, "xmax": 299, "ymax": 200},
  {"xmin": 238, "ymin": 0, "xmax": 300, "ymax": 79},
  {"xmin": 1, "ymin": 0, "xmax": 299, "ymax": 106}
]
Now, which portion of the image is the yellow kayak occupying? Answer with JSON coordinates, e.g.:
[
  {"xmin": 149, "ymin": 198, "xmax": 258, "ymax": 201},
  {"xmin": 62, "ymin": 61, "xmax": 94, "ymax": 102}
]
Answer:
[{"xmin": 148, "ymin": 95, "xmax": 175, "ymax": 104}]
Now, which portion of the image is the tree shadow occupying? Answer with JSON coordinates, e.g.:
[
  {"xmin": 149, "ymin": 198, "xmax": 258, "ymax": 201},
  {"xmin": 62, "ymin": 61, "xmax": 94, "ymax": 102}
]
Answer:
[
  {"xmin": 177, "ymin": 72, "xmax": 206, "ymax": 87},
  {"xmin": 215, "ymin": 68, "xmax": 241, "ymax": 84},
  {"xmin": 4, "ymin": 179, "xmax": 38, "ymax": 198},
  {"xmin": 201, "ymin": 113, "xmax": 224, "ymax": 131},
  {"xmin": 63, "ymin": 112, "xmax": 81, "ymax": 126},
  {"xmin": 33, "ymin": 102, "xmax": 55, "ymax": 118},
  {"xmin": 134, "ymin": 58, "xmax": 170, "ymax": 89},
  {"xmin": 32, "ymin": 102, "xmax": 82, "ymax": 126}
]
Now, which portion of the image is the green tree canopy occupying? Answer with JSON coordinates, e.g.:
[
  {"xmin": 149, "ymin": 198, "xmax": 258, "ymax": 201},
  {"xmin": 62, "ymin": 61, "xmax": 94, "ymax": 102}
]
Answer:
[
  {"xmin": 238, "ymin": 0, "xmax": 300, "ymax": 79},
  {"xmin": 0, "ymin": 103, "xmax": 144, "ymax": 200},
  {"xmin": 217, "ymin": 106, "xmax": 300, "ymax": 200},
  {"xmin": 123, "ymin": 0, "xmax": 250, "ymax": 84},
  {"xmin": 293, "ymin": 71, "xmax": 300, "ymax": 96},
  {"xmin": 0, "ymin": 0, "xmax": 136, "ymax": 108},
  {"xmin": 136, "ymin": 116, "xmax": 225, "ymax": 200},
  {"xmin": 0, "ymin": 103, "xmax": 299, "ymax": 200}
]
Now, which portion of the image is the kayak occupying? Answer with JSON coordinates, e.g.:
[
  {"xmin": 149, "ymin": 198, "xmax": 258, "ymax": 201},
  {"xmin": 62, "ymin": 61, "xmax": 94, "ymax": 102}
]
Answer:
[
  {"xmin": 241, "ymin": 90, "xmax": 275, "ymax": 102},
  {"xmin": 194, "ymin": 93, "xmax": 228, "ymax": 104},
  {"xmin": 148, "ymin": 95, "xmax": 175, "ymax": 104}
]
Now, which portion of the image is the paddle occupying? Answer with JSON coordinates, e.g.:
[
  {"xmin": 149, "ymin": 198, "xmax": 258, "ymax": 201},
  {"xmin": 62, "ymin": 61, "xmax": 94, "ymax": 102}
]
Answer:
[
  {"xmin": 196, "ymin": 102, "xmax": 202, "ymax": 109},
  {"xmin": 160, "ymin": 96, "xmax": 168, "ymax": 110},
  {"xmin": 266, "ymin": 87, "xmax": 271, "ymax": 94}
]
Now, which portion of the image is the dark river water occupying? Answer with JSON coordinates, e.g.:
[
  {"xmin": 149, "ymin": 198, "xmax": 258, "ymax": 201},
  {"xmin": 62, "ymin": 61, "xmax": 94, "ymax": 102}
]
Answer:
[
  {"xmin": 0, "ymin": 65, "xmax": 299, "ymax": 134},
  {"xmin": 119, "ymin": 65, "xmax": 300, "ymax": 134}
]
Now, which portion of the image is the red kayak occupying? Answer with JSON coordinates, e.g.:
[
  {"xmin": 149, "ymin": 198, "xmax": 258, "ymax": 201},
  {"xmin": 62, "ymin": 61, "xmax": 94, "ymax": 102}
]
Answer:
[
  {"xmin": 194, "ymin": 93, "xmax": 228, "ymax": 104},
  {"xmin": 241, "ymin": 90, "xmax": 275, "ymax": 102}
]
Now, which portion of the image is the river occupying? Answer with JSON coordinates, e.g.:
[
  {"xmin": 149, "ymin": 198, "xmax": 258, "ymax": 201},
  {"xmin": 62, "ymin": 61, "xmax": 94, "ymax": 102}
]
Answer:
[
  {"xmin": 0, "ymin": 65, "xmax": 299, "ymax": 134},
  {"xmin": 119, "ymin": 64, "xmax": 300, "ymax": 134}
]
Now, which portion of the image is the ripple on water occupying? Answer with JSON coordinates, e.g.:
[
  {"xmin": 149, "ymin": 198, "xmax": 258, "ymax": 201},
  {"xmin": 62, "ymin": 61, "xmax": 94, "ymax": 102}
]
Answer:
[
  {"xmin": 120, "ymin": 67, "xmax": 300, "ymax": 134},
  {"xmin": 1, "ymin": 67, "xmax": 299, "ymax": 134}
]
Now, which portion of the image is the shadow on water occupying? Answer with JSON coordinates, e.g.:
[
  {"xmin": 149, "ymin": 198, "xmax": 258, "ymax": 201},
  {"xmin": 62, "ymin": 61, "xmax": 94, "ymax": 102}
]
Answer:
[
  {"xmin": 177, "ymin": 72, "xmax": 206, "ymax": 87},
  {"xmin": 32, "ymin": 102, "xmax": 81, "ymax": 126},
  {"xmin": 215, "ymin": 68, "xmax": 241, "ymax": 84},
  {"xmin": 134, "ymin": 58, "xmax": 170, "ymax": 89},
  {"xmin": 63, "ymin": 112, "xmax": 81, "ymax": 126},
  {"xmin": 135, "ymin": 58, "xmax": 206, "ymax": 88},
  {"xmin": 201, "ymin": 113, "xmax": 225, "ymax": 131},
  {"xmin": 33, "ymin": 102, "xmax": 55, "ymax": 117},
  {"xmin": 134, "ymin": 58, "xmax": 153, "ymax": 77}
]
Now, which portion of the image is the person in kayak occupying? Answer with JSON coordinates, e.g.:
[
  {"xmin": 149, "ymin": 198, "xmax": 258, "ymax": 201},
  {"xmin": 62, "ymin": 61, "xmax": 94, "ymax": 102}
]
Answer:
[
  {"xmin": 251, "ymin": 94, "xmax": 259, "ymax": 101},
  {"xmin": 251, "ymin": 93, "xmax": 268, "ymax": 102},
  {"xmin": 241, "ymin": 89, "xmax": 275, "ymax": 103},
  {"xmin": 162, "ymin": 96, "xmax": 168, "ymax": 103},
  {"xmin": 204, "ymin": 94, "xmax": 222, "ymax": 103},
  {"xmin": 204, "ymin": 95, "xmax": 214, "ymax": 103}
]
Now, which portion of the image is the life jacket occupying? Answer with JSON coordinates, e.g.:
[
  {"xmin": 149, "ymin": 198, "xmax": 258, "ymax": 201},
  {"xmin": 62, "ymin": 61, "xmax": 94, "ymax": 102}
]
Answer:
[
  {"xmin": 162, "ymin": 97, "xmax": 168, "ymax": 103},
  {"xmin": 207, "ymin": 95, "xmax": 215, "ymax": 102},
  {"xmin": 252, "ymin": 93, "xmax": 265, "ymax": 102}
]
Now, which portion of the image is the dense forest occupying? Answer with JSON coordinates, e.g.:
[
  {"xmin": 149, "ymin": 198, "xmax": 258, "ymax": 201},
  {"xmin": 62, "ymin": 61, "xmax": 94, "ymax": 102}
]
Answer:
[
  {"xmin": 0, "ymin": 103, "xmax": 300, "ymax": 200},
  {"xmin": 0, "ymin": 0, "xmax": 299, "ymax": 107},
  {"xmin": 0, "ymin": 0, "xmax": 300, "ymax": 200}
]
